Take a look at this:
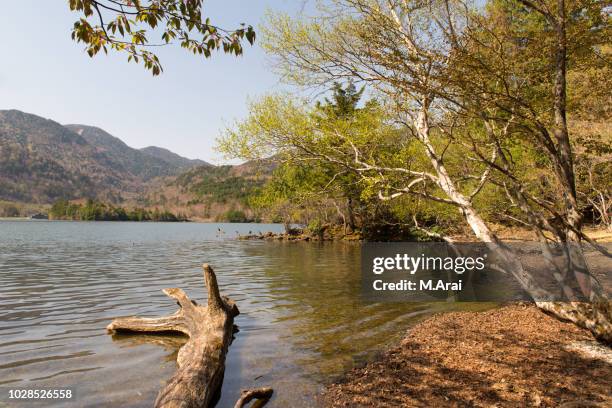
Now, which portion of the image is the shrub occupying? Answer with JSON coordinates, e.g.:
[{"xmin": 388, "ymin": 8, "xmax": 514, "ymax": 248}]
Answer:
[{"xmin": 224, "ymin": 209, "xmax": 248, "ymax": 223}]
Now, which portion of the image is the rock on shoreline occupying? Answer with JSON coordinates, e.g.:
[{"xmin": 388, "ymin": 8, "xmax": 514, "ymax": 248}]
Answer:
[{"xmin": 238, "ymin": 225, "xmax": 362, "ymax": 242}]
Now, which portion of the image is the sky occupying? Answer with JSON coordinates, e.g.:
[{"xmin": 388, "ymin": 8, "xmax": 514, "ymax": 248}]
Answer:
[{"xmin": 0, "ymin": 1, "xmax": 309, "ymax": 164}]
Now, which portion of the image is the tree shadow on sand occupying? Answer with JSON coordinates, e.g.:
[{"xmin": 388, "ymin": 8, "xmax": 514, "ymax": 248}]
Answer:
[{"xmin": 323, "ymin": 305, "xmax": 611, "ymax": 407}]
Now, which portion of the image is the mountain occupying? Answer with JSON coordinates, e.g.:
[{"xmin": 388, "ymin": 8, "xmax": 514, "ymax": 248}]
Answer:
[
  {"xmin": 0, "ymin": 110, "xmax": 209, "ymax": 204},
  {"xmin": 0, "ymin": 110, "xmax": 133, "ymax": 203},
  {"xmin": 64, "ymin": 125, "xmax": 201, "ymax": 180},
  {"xmin": 140, "ymin": 146, "xmax": 209, "ymax": 169},
  {"xmin": 0, "ymin": 109, "xmax": 276, "ymax": 220}
]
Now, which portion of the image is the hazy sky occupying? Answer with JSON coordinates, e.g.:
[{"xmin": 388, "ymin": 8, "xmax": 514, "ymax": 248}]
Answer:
[{"xmin": 0, "ymin": 1, "xmax": 307, "ymax": 163}]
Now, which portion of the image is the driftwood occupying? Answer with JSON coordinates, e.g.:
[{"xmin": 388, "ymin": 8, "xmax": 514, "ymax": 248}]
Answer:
[
  {"xmin": 107, "ymin": 264, "xmax": 272, "ymax": 408},
  {"xmin": 233, "ymin": 388, "xmax": 273, "ymax": 408}
]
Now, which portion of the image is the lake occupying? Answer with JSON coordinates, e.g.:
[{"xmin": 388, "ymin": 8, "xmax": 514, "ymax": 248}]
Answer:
[{"xmin": 0, "ymin": 221, "xmax": 491, "ymax": 407}]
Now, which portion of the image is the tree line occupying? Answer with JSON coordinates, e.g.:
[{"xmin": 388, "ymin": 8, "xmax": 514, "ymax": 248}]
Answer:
[{"xmin": 49, "ymin": 199, "xmax": 187, "ymax": 222}]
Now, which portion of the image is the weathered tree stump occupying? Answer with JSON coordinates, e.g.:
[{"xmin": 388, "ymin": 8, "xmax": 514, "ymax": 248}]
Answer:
[{"xmin": 106, "ymin": 264, "xmax": 272, "ymax": 408}]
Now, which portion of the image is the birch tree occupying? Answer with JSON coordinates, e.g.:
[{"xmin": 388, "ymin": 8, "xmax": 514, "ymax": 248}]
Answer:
[{"xmin": 223, "ymin": 0, "xmax": 610, "ymax": 341}]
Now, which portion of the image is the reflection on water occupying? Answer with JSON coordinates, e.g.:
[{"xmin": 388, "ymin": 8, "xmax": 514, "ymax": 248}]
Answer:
[
  {"xmin": 110, "ymin": 333, "xmax": 188, "ymax": 363},
  {"xmin": 0, "ymin": 221, "xmax": 491, "ymax": 407}
]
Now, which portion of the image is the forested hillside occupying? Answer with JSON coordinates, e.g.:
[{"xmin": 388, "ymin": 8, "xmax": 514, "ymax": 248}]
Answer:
[
  {"xmin": 139, "ymin": 159, "xmax": 274, "ymax": 221},
  {"xmin": 0, "ymin": 109, "xmax": 273, "ymax": 220},
  {"xmin": 139, "ymin": 146, "xmax": 209, "ymax": 170},
  {"xmin": 0, "ymin": 110, "xmax": 132, "ymax": 203}
]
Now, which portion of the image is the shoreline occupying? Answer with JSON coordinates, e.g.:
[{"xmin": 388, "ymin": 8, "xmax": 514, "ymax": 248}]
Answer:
[
  {"xmin": 238, "ymin": 226, "xmax": 612, "ymax": 243},
  {"xmin": 2, "ymin": 217, "xmax": 610, "ymax": 243},
  {"xmin": 321, "ymin": 304, "xmax": 612, "ymax": 407},
  {"xmin": 238, "ymin": 224, "xmax": 362, "ymax": 241}
]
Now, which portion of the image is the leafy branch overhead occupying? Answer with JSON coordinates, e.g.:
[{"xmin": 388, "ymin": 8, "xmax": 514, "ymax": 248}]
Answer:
[{"xmin": 68, "ymin": 0, "xmax": 256, "ymax": 75}]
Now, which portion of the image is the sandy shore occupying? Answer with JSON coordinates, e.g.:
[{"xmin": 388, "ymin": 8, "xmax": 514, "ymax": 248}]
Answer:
[{"xmin": 322, "ymin": 304, "xmax": 611, "ymax": 407}]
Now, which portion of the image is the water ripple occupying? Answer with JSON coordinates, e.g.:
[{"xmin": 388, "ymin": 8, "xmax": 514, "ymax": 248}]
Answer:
[{"xmin": 0, "ymin": 221, "xmax": 490, "ymax": 407}]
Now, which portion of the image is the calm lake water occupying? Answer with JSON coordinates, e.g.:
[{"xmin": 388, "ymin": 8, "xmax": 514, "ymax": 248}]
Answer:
[{"xmin": 0, "ymin": 221, "xmax": 490, "ymax": 407}]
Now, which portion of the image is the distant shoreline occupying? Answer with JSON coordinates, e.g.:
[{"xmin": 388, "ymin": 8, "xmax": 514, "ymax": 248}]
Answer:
[
  {"xmin": 0, "ymin": 217, "xmax": 273, "ymax": 224},
  {"xmin": 0, "ymin": 217, "xmax": 190, "ymax": 223}
]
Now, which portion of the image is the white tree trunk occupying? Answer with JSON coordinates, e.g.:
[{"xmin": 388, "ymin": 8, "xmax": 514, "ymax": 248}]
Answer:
[{"xmin": 412, "ymin": 107, "xmax": 611, "ymax": 344}]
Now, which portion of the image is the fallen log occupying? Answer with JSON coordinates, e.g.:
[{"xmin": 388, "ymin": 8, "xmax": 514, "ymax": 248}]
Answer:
[{"xmin": 106, "ymin": 264, "xmax": 272, "ymax": 408}]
